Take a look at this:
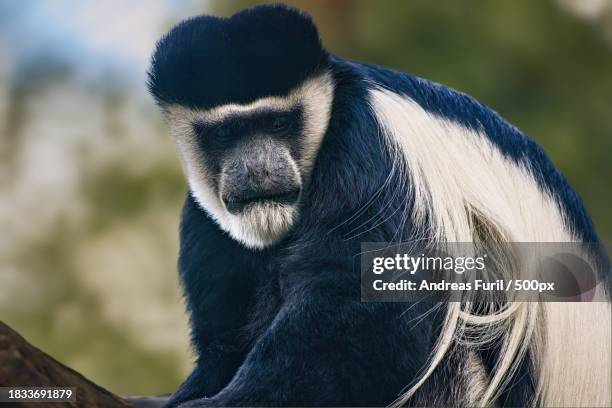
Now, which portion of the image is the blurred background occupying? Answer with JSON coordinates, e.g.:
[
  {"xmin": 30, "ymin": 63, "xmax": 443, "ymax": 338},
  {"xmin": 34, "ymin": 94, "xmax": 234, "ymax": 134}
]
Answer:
[{"xmin": 0, "ymin": 0, "xmax": 611, "ymax": 397}]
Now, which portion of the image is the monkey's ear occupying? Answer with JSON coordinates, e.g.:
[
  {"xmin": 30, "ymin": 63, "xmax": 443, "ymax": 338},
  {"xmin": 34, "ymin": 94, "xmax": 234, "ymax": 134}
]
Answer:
[{"xmin": 148, "ymin": 4, "xmax": 329, "ymax": 110}]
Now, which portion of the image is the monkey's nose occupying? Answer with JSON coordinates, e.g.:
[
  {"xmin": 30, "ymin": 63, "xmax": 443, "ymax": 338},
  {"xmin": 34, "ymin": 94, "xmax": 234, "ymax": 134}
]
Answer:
[{"xmin": 220, "ymin": 138, "xmax": 302, "ymax": 214}]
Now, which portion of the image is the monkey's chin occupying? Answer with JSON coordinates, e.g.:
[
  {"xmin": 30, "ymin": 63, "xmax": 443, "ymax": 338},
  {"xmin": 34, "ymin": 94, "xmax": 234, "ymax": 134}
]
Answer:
[{"xmin": 226, "ymin": 201, "xmax": 297, "ymax": 249}]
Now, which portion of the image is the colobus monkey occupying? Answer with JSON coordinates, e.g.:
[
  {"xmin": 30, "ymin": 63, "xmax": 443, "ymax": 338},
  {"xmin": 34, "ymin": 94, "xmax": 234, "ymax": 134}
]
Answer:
[{"xmin": 148, "ymin": 4, "xmax": 611, "ymax": 407}]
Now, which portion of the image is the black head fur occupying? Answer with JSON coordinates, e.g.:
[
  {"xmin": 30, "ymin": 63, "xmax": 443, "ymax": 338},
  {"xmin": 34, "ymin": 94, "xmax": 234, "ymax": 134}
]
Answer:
[{"xmin": 148, "ymin": 4, "xmax": 330, "ymax": 109}]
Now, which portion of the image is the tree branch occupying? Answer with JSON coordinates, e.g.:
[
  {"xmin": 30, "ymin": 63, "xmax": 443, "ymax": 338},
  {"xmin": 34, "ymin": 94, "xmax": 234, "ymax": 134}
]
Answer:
[{"xmin": 0, "ymin": 320, "xmax": 168, "ymax": 408}]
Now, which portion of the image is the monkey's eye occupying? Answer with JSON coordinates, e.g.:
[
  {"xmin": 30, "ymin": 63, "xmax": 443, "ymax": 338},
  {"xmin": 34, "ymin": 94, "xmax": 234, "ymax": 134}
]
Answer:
[
  {"xmin": 211, "ymin": 124, "xmax": 232, "ymax": 142},
  {"xmin": 269, "ymin": 115, "xmax": 291, "ymax": 133}
]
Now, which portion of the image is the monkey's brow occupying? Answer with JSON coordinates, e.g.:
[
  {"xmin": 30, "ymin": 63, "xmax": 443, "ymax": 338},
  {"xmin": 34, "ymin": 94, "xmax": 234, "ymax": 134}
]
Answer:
[{"xmin": 197, "ymin": 106, "xmax": 300, "ymax": 126}]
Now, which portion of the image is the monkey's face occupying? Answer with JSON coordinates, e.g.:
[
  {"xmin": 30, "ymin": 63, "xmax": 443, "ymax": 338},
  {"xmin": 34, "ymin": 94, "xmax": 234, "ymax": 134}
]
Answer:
[
  {"xmin": 163, "ymin": 74, "xmax": 333, "ymax": 248},
  {"xmin": 148, "ymin": 5, "xmax": 333, "ymax": 247}
]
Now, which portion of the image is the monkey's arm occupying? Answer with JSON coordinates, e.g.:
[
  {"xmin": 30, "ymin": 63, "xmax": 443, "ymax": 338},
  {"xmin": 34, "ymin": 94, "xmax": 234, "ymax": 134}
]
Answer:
[
  {"xmin": 179, "ymin": 289, "xmax": 363, "ymax": 406},
  {"xmin": 167, "ymin": 194, "xmax": 262, "ymax": 407},
  {"xmin": 165, "ymin": 340, "xmax": 245, "ymax": 407},
  {"xmin": 177, "ymin": 272, "xmax": 431, "ymax": 407}
]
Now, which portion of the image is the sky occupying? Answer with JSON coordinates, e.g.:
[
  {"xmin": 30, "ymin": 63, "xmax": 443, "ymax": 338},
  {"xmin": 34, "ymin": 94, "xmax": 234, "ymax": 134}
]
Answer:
[{"xmin": 0, "ymin": 1, "xmax": 203, "ymax": 96}]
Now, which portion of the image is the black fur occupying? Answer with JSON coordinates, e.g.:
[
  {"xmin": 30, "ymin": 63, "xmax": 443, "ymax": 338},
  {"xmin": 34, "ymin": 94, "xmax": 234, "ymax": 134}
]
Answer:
[
  {"xmin": 168, "ymin": 60, "xmax": 447, "ymax": 406},
  {"xmin": 150, "ymin": 4, "xmax": 603, "ymax": 407},
  {"xmin": 148, "ymin": 5, "xmax": 328, "ymax": 109}
]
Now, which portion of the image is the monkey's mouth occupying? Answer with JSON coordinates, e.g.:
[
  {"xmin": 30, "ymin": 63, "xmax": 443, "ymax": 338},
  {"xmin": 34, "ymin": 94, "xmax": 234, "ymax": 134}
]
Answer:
[{"xmin": 223, "ymin": 188, "xmax": 300, "ymax": 214}]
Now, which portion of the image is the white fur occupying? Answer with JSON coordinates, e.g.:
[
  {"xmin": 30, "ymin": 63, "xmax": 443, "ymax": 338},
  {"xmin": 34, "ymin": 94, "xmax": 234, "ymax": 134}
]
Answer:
[
  {"xmin": 162, "ymin": 73, "xmax": 334, "ymax": 248},
  {"xmin": 369, "ymin": 88, "xmax": 611, "ymax": 407}
]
